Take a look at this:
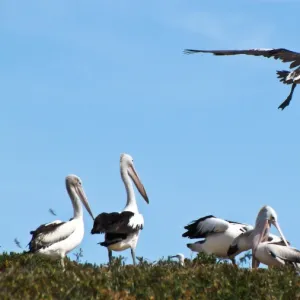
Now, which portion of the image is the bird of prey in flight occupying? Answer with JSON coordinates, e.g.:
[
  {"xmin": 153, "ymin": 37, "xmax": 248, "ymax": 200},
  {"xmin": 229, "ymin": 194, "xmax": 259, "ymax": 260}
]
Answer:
[{"xmin": 184, "ymin": 48, "xmax": 300, "ymax": 110}]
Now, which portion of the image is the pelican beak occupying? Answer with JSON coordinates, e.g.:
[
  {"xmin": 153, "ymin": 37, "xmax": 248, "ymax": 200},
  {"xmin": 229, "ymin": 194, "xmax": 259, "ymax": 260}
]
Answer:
[
  {"xmin": 272, "ymin": 220, "xmax": 289, "ymax": 247},
  {"xmin": 170, "ymin": 255, "xmax": 177, "ymax": 258},
  {"xmin": 128, "ymin": 165, "xmax": 149, "ymax": 204},
  {"xmin": 252, "ymin": 219, "xmax": 269, "ymax": 253},
  {"xmin": 76, "ymin": 184, "xmax": 95, "ymax": 220}
]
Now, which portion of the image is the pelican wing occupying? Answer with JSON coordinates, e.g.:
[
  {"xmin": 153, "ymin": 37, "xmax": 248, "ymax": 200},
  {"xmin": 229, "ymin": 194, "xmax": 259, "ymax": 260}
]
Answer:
[
  {"xmin": 184, "ymin": 48, "xmax": 300, "ymax": 69},
  {"xmin": 267, "ymin": 244, "xmax": 300, "ymax": 265},
  {"xmin": 182, "ymin": 215, "xmax": 230, "ymax": 239},
  {"xmin": 225, "ymin": 220, "xmax": 253, "ymax": 232},
  {"xmin": 91, "ymin": 211, "xmax": 143, "ymax": 235},
  {"xmin": 29, "ymin": 220, "xmax": 76, "ymax": 252}
]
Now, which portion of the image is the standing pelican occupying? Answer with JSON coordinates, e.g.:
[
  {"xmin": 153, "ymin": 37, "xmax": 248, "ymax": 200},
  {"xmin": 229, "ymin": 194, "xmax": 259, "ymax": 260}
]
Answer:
[
  {"xmin": 182, "ymin": 215, "xmax": 253, "ymax": 264},
  {"xmin": 184, "ymin": 48, "xmax": 300, "ymax": 110},
  {"xmin": 170, "ymin": 253, "xmax": 185, "ymax": 266},
  {"xmin": 226, "ymin": 205, "xmax": 289, "ymax": 269},
  {"xmin": 91, "ymin": 153, "xmax": 149, "ymax": 265},
  {"xmin": 28, "ymin": 175, "xmax": 94, "ymax": 269}
]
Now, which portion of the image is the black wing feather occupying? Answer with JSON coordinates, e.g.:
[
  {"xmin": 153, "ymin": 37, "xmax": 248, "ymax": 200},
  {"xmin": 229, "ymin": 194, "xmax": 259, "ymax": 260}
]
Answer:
[
  {"xmin": 91, "ymin": 211, "xmax": 137, "ymax": 235},
  {"xmin": 184, "ymin": 48, "xmax": 300, "ymax": 69},
  {"xmin": 182, "ymin": 215, "xmax": 219, "ymax": 239}
]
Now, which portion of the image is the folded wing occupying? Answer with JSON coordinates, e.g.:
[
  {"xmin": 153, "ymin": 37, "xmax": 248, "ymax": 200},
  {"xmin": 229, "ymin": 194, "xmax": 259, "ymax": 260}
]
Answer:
[
  {"xmin": 91, "ymin": 211, "xmax": 144, "ymax": 235},
  {"xmin": 29, "ymin": 220, "xmax": 76, "ymax": 252}
]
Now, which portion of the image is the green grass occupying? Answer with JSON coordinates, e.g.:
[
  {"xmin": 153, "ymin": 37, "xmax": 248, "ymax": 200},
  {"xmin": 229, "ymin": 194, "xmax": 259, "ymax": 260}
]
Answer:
[{"xmin": 0, "ymin": 252, "xmax": 299, "ymax": 299}]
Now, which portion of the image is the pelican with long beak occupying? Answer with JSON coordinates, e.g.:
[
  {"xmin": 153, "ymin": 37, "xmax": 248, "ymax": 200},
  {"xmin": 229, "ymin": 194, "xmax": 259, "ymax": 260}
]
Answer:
[
  {"xmin": 170, "ymin": 253, "xmax": 185, "ymax": 266},
  {"xmin": 28, "ymin": 175, "xmax": 94, "ymax": 269},
  {"xmin": 243, "ymin": 205, "xmax": 289, "ymax": 269},
  {"xmin": 91, "ymin": 153, "xmax": 149, "ymax": 265}
]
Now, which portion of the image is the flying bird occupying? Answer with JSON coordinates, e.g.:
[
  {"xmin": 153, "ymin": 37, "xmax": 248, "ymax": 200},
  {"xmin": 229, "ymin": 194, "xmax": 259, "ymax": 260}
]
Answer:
[
  {"xmin": 182, "ymin": 215, "xmax": 253, "ymax": 265},
  {"xmin": 14, "ymin": 238, "xmax": 23, "ymax": 249},
  {"xmin": 91, "ymin": 153, "xmax": 149, "ymax": 265},
  {"xmin": 49, "ymin": 208, "xmax": 57, "ymax": 216},
  {"xmin": 184, "ymin": 48, "xmax": 300, "ymax": 110},
  {"xmin": 28, "ymin": 175, "xmax": 94, "ymax": 269}
]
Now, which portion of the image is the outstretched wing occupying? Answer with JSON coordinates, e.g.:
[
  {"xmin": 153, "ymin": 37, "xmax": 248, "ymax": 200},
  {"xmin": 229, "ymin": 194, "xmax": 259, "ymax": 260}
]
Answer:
[
  {"xmin": 182, "ymin": 215, "xmax": 230, "ymax": 239},
  {"xmin": 91, "ymin": 211, "xmax": 144, "ymax": 235},
  {"xmin": 184, "ymin": 48, "xmax": 300, "ymax": 69},
  {"xmin": 29, "ymin": 220, "xmax": 76, "ymax": 252}
]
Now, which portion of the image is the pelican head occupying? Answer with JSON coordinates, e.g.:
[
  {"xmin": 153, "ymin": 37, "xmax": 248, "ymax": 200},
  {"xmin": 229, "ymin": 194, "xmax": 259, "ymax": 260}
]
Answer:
[
  {"xmin": 170, "ymin": 253, "xmax": 185, "ymax": 266},
  {"xmin": 252, "ymin": 205, "xmax": 288, "ymax": 253},
  {"xmin": 66, "ymin": 174, "xmax": 94, "ymax": 220},
  {"xmin": 120, "ymin": 153, "xmax": 149, "ymax": 204}
]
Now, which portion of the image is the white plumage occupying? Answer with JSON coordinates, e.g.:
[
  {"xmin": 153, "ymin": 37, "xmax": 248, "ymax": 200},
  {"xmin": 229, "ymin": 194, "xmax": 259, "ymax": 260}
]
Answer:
[
  {"xmin": 28, "ymin": 175, "xmax": 94, "ymax": 269},
  {"xmin": 183, "ymin": 215, "xmax": 253, "ymax": 264}
]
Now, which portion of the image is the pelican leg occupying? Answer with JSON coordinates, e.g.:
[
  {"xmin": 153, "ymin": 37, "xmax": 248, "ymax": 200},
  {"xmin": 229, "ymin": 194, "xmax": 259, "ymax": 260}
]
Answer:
[
  {"xmin": 131, "ymin": 248, "xmax": 136, "ymax": 265},
  {"xmin": 231, "ymin": 258, "xmax": 237, "ymax": 266},
  {"xmin": 252, "ymin": 257, "xmax": 260, "ymax": 269},
  {"xmin": 60, "ymin": 257, "xmax": 65, "ymax": 271},
  {"xmin": 108, "ymin": 249, "xmax": 113, "ymax": 265}
]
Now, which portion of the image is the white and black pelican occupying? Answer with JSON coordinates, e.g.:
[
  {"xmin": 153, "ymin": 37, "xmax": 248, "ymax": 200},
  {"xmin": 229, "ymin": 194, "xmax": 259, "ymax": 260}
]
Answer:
[
  {"xmin": 184, "ymin": 48, "xmax": 300, "ymax": 110},
  {"xmin": 91, "ymin": 153, "xmax": 149, "ymax": 265},
  {"xmin": 254, "ymin": 241, "xmax": 300, "ymax": 269},
  {"xmin": 28, "ymin": 175, "xmax": 94, "ymax": 269},
  {"xmin": 182, "ymin": 215, "xmax": 253, "ymax": 264},
  {"xmin": 170, "ymin": 253, "xmax": 185, "ymax": 266}
]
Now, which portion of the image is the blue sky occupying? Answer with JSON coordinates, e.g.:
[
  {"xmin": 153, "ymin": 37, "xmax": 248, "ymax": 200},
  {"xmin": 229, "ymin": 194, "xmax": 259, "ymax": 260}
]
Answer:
[{"xmin": 1, "ymin": 0, "xmax": 300, "ymax": 265}]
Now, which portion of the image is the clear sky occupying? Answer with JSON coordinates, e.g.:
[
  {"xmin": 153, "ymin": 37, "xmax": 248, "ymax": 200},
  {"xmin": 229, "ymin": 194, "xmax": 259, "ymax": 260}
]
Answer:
[{"xmin": 1, "ymin": 0, "xmax": 300, "ymax": 265}]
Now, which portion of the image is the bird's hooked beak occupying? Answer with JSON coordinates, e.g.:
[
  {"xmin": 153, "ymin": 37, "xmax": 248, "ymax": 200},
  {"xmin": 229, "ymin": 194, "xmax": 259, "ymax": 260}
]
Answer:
[
  {"xmin": 170, "ymin": 255, "xmax": 177, "ymax": 259},
  {"xmin": 128, "ymin": 164, "xmax": 149, "ymax": 204},
  {"xmin": 76, "ymin": 184, "xmax": 95, "ymax": 220}
]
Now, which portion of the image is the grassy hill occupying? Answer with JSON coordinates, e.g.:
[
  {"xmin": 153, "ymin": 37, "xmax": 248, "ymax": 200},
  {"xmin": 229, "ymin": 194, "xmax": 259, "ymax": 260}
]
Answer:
[{"xmin": 0, "ymin": 251, "xmax": 299, "ymax": 299}]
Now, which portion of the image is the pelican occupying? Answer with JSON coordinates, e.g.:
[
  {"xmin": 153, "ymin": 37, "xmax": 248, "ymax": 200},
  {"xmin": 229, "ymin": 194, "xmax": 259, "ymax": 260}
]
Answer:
[
  {"xmin": 182, "ymin": 215, "xmax": 253, "ymax": 264},
  {"xmin": 170, "ymin": 253, "xmax": 185, "ymax": 266},
  {"xmin": 28, "ymin": 175, "xmax": 94, "ymax": 269},
  {"xmin": 184, "ymin": 48, "xmax": 300, "ymax": 110},
  {"xmin": 91, "ymin": 153, "xmax": 149, "ymax": 265},
  {"xmin": 226, "ymin": 205, "xmax": 289, "ymax": 269},
  {"xmin": 254, "ymin": 241, "xmax": 300, "ymax": 269}
]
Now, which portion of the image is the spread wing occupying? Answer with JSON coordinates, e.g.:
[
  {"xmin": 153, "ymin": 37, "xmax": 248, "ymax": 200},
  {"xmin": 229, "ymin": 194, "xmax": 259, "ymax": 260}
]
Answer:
[
  {"xmin": 91, "ymin": 211, "xmax": 144, "ymax": 235},
  {"xmin": 184, "ymin": 48, "xmax": 300, "ymax": 69},
  {"xmin": 29, "ymin": 220, "xmax": 76, "ymax": 252},
  {"xmin": 182, "ymin": 215, "xmax": 230, "ymax": 239},
  {"xmin": 226, "ymin": 220, "xmax": 253, "ymax": 232}
]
